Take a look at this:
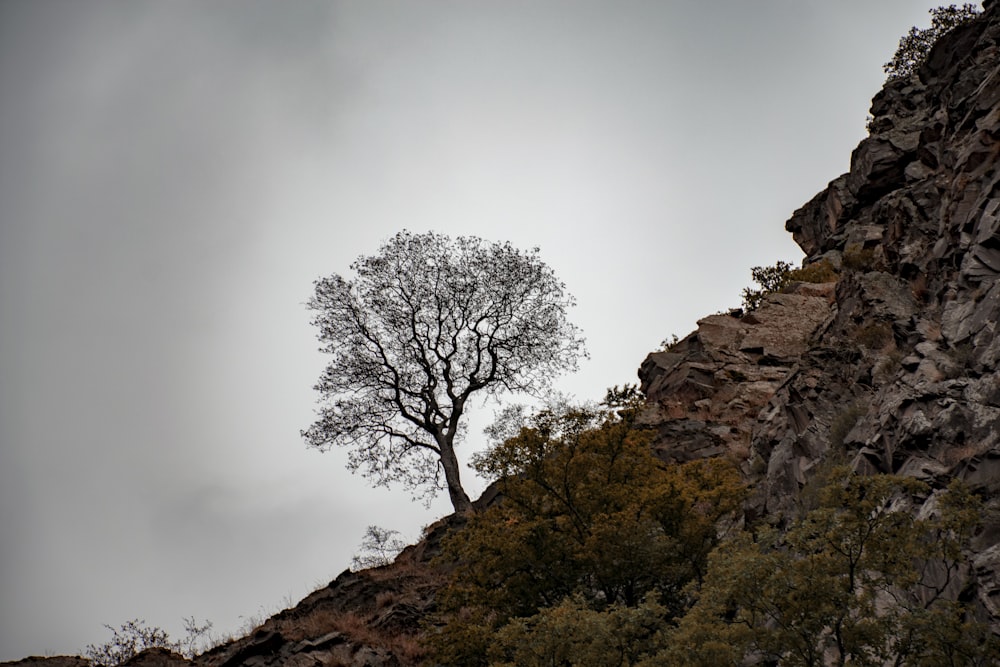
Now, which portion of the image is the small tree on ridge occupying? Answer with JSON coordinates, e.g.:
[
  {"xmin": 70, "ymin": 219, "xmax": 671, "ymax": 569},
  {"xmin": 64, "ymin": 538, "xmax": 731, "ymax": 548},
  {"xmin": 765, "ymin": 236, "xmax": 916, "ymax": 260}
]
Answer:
[{"xmin": 303, "ymin": 230, "xmax": 586, "ymax": 514}]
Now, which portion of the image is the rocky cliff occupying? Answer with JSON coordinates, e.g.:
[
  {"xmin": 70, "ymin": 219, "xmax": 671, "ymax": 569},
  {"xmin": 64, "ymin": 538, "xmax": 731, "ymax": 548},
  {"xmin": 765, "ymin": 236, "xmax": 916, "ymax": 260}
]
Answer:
[
  {"xmin": 640, "ymin": 0, "xmax": 1000, "ymax": 627},
  {"xmin": 7, "ymin": 3, "xmax": 1000, "ymax": 666}
]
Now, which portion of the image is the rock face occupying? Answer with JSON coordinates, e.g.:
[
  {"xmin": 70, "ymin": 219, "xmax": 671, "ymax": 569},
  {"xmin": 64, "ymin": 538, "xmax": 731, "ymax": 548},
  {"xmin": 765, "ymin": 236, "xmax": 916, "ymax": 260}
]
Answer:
[
  {"xmin": 640, "ymin": 0, "xmax": 1000, "ymax": 629},
  {"xmin": 638, "ymin": 283, "xmax": 836, "ymax": 465}
]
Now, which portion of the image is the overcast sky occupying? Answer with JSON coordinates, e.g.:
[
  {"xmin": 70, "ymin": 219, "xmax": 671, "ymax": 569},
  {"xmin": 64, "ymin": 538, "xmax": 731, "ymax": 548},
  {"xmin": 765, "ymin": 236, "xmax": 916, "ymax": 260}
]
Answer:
[{"xmin": 0, "ymin": 0, "xmax": 950, "ymax": 659}]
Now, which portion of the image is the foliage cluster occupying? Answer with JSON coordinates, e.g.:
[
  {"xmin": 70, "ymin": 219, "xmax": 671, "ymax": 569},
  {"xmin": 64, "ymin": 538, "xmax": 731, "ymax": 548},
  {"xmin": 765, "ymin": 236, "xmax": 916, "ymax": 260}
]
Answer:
[
  {"xmin": 431, "ymin": 390, "xmax": 744, "ymax": 665},
  {"xmin": 741, "ymin": 259, "xmax": 837, "ymax": 311},
  {"xmin": 884, "ymin": 4, "xmax": 981, "ymax": 81},
  {"xmin": 670, "ymin": 474, "xmax": 998, "ymax": 667},
  {"xmin": 429, "ymin": 395, "xmax": 997, "ymax": 666}
]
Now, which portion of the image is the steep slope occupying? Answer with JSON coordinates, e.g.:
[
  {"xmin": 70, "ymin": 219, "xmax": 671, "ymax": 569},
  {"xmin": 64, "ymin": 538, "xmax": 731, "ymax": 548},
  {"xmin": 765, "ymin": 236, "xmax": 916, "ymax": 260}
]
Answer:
[
  {"xmin": 3, "ymin": 519, "xmax": 457, "ymax": 667},
  {"xmin": 8, "ymin": 4, "xmax": 1000, "ymax": 666},
  {"xmin": 640, "ymin": 0, "xmax": 1000, "ymax": 626}
]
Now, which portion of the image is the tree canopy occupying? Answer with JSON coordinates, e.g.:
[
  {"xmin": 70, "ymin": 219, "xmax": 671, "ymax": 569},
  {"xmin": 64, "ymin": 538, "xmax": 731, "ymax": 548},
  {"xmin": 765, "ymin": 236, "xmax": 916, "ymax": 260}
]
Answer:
[{"xmin": 303, "ymin": 231, "xmax": 586, "ymax": 513}]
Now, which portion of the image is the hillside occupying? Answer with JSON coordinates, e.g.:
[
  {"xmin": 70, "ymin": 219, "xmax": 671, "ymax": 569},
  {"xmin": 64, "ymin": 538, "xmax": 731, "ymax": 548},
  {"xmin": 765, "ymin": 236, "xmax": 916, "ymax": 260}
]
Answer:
[{"xmin": 6, "ymin": 2, "xmax": 1000, "ymax": 665}]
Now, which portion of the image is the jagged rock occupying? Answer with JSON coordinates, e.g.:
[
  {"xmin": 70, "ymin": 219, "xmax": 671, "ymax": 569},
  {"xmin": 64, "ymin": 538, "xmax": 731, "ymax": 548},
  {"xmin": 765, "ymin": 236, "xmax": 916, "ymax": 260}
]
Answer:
[
  {"xmin": 638, "ymin": 0, "xmax": 1000, "ymax": 634},
  {"xmin": 785, "ymin": 175, "xmax": 855, "ymax": 258},
  {"xmin": 638, "ymin": 281, "xmax": 834, "ymax": 466}
]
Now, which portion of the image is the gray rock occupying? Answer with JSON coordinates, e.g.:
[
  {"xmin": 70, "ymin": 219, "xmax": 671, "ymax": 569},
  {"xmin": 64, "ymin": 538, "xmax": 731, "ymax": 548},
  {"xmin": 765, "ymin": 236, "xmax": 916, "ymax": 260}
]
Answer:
[{"xmin": 639, "ymin": 1, "xmax": 1000, "ymax": 636}]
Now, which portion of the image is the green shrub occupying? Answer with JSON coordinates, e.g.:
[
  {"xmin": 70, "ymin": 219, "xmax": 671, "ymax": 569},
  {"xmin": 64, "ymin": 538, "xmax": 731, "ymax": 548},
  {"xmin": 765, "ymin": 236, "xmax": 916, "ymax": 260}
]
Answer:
[
  {"xmin": 432, "ymin": 397, "xmax": 744, "ymax": 665},
  {"xmin": 669, "ymin": 473, "xmax": 999, "ymax": 666},
  {"xmin": 489, "ymin": 595, "xmax": 669, "ymax": 667},
  {"xmin": 741, "ymin": 259, "xmax": 838, "ymax": 311}
]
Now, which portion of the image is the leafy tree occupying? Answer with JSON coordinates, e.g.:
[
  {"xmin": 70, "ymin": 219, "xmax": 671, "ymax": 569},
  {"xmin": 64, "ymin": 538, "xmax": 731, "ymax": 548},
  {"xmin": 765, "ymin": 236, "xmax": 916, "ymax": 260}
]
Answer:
[
  {"xmin": 303, "ymin": 231, "xmax": 586, "ymax": 514},
  {"xmin": 431, "ymin": 391, "xmax": 744, "ymax": 665},
  {"xmin": 664, "ymin": 471, "xmax": 999, "ymax": 667},
  {"xmin": 883, "ymin": 4, "xmax": 981, "ymax": 81}
]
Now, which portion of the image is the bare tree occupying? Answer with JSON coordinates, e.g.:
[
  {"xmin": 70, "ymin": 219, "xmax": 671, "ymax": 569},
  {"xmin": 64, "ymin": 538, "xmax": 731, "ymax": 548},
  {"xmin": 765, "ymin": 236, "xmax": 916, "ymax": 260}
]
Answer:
[
  {"xmin": 303, "ymin": 231, "xmax": 586, "ymax": 514},
  {"xmin": 351, "ymin": 525, "xmax": 407, "ymax": 570}
]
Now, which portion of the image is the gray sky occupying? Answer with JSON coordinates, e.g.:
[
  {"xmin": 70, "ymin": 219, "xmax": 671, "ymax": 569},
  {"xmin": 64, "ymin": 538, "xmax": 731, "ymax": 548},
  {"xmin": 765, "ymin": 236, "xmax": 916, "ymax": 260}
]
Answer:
[{"xmin": 0, "ymin": 0, "xmax": 944, "ymax": 658}]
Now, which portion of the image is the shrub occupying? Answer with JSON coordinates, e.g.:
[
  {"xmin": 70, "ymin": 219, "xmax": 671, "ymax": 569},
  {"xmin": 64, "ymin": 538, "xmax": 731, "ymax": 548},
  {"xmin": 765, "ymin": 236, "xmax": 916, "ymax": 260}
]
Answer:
[
  {"xmin": 659, "ymin": 333, "xmax": 680, "ymax": 351},
  {"xmin": 668, "ymin": 473, "xmax": 999, "ymax": 666},
  {"xmin": 741, "ymin": 259, "xmax": 837, "ymax": 311},
  {"xmin": 489, "ymin": 595, "xmax": 670, "ymax": 667},
  {"xmin": 791, "ymin": 258, "xmax": 837, "ymax": 284},
  {"xmin": 884, "ymin": 4, "xmax": 981, "ymax": 81},
  {"xmin": 177, "ymin": 617, "xmax": 214, "ymax": 658},
  {"xmin": 742, "ymin": 261, "xmax": 794, "ymax": 311},
  {"xmin": 82, "ymin": 617, "xmax": 213, "ymax": 665},
  {"xmin": 432, "ymin": 395, "xmax": 744, "ymax": 664},
  {"xmin": 83, "ymin": 620, "xmax": 177, "ymax": 666},
  {"xmin": 842, "ymin": 246, "xmax": 876, "ymax": 272}
]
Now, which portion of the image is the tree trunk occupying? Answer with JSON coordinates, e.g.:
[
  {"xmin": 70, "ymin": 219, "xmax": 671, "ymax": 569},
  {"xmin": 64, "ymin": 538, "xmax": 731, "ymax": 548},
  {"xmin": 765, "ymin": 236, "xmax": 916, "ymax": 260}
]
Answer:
[{"xmin": 438, "ymin": 438, "xmax": 473, "ymax": 514}]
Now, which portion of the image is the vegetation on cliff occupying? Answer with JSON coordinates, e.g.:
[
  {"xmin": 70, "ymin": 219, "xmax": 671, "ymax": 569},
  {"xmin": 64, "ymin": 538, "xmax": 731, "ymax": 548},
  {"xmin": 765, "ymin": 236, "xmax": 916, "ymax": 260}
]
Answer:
[
  {"xmin": 431, "ymin": 390, "xmax": 743, "ymax": 664},
  {"xmin": 425, "ymin": 393, "xmax": 998, "ymax": 666},
  {"xmin": 883, "ymin": 3, "xmax": 981, "ymax": 80}
]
